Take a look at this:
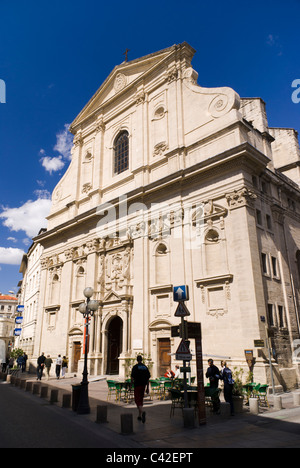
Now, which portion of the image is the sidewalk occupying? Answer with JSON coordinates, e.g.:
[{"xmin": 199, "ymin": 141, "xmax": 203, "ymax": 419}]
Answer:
[{"xmin": 9, "ymin": 373, "xmax": 300, "ymax": 448}]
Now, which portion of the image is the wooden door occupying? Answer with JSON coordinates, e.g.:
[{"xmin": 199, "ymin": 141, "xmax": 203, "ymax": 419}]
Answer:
[
  {"xmin": 107, "ymin": 317, "xmax": 122, "ymax": 375},
  {"xmin": 73, "ymin": 342, "xmax": 81, "ymax": 372},
  {"xmin": 158, "ymin": 338, "xmax": 171, "ymax": 377}
]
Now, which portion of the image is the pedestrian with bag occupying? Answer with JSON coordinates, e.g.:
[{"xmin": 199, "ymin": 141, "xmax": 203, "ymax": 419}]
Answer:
[{"xmin": 131, "ymin": 355, "xmax": 151, "ymax": 423}]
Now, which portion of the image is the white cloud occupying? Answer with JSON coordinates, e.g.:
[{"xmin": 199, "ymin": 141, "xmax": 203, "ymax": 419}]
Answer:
[
  {"xmin": 39, "ymin": 123, "xmax": 73, "ymax": 174},
  {"xmin": 7, "ymin": 237, "xmax": 17, "ymax": 243},
  {"xmin": 0, "ymin": 247, "xmax": 25, "ymax": 265},
  {"xmin": 54, "ymin": 124, "xmax": 73, "ymax": 161},
  {"xmin": 0, "ymin": 197, "xmax": 52, "ymax": 238},
  {"xmin": 40, "ymin": 155, "xmax": 65, "ymax": 174}
]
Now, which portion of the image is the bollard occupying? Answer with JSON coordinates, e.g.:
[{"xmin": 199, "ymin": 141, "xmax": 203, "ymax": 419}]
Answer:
[
  {"xmin": 32, "ymin": 383, "xmax": 40, "ymax": 395},
  {"xmin": 6, "ymin": 375, "xmax": 11, "ymax": 384},
  {"xmin": 50, "ymin": 389, "xmax": 59, "ymax": 404},
  {"xmin": 273, "ymin": 395, "xmax": 282, "ymax": 411},
  {"xmin": 293, "ymin": 393, "xmax": 300, "ymax": 406},
  {"xmin": 96, "ymin": 405, "xmax": 108, "ymax": 424},
  {"xmin": 40, "ymin": 386, "xmax": 48, "ymax": 398},
  {"xmin": 220, "ymin": 402, "xmax": 231, "ymax": 417},
  {"xmin": 20, "ymin": 380, "xmax": 26, "ymax": 390},
  {"xmin": 62, "ymin": 394, "xmax": 71, "ymax": 408},
  {"xmin": 183, "ymin": 408, "xmax": 195, "ymax": 428},
  {"xmin": 25, "ymin": 381, "xmax": 33, "ymax": 392},
  {"xmin": 249, "ymin": 398, "xmax": 259, "ymax": 415},
  {"xmin": 121, "ymin": 413, "xmax": 133, "ymax": 435}
]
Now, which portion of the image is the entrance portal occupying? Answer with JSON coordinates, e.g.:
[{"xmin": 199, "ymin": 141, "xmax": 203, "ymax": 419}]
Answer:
[
  {"xmin": 107, "ymin": 316, "xmax": 123, "ymax": 375},
  {"xmin": 73, "ymin": 342, "xmax": 81, "ymax": 373},
  {"xmin": 158, "ymin": 338, "xmax": 171, "ymax": 377}
]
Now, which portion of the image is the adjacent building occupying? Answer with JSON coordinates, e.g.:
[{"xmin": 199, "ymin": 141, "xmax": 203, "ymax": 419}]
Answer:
[
  {"xmin": 0, "ymin": 294, "xmax": 17, "ymax": 364},
  {"xmin": 32, "ymin": 43, "xmax": 300, "ymax": 390},
  {"xmin": 17, "ymin": 234, "xmax": 45, "ymax": 370}
]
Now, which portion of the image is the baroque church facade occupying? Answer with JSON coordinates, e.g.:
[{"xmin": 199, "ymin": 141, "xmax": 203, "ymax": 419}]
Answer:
[{"xmin": 33, "ymin": 43, "xmax": 300, "ymax": 390}]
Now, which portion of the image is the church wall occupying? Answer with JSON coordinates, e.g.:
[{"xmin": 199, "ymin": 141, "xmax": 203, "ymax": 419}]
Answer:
[{"xmin": 33, "ymin": 43, "xmax": 300, "ymax": 388}]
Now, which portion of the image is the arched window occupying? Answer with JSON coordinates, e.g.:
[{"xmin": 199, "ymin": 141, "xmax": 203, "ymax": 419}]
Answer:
[{"xmin": 114, "ymin": 131, "xmax": 129, "ymax": 174}]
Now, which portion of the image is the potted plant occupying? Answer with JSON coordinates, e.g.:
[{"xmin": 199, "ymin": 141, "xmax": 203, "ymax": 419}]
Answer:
[{"xmin": 232, "ymin": 367, "xmax": 245, "ymax": 413}]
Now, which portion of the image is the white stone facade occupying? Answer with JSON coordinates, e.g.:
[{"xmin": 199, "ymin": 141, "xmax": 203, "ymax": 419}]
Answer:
[
  {"xmin": 33, "ymin": 43, "xmax": 300, "ymax": 390},
  {"xmin": 17, "ymin": 241, "xmax": 44, "ymax": 365},
  {"xmin": 0, "ymin": 295, "xmax": 17, "ymax": 363}
]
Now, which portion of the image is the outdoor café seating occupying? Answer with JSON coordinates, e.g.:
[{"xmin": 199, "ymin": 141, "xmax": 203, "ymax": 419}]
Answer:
[{"xmin": 242, "ymin": 383, "xmax": 269, "ymax": 407}]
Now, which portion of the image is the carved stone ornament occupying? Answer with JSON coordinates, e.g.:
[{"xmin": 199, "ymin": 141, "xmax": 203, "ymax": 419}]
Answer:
[
  {"xmin": 82, "ymin": 183, "xmax": 92, "ymax": 194},
  {"xmin": 94, "ymin": 117, "xmax": 105, "ymax": 133},
  {"xmin": 166, "ymin": 66, "xmax": 178, "ymax": 83},
  {"xmin": 183, "ymin": 67, "xmax": 240, "ymax": 118},
  {"xmin": 226, "ymin": 187, "xmax": 257, "ymax": 209},
  {"xmin": 153, "ymin": 141, "xmax": 169, "ymax": 157},
  {"xmin": 73, "ymin": 132, "xmax": 83, "ymax": 147},
  {"xmin": 114, "ymin": 73, "xmax": 127, "ymax": 93},
  {"xmin": 135, "ymin": 90, "xmax": 146, "ymax": 105}
]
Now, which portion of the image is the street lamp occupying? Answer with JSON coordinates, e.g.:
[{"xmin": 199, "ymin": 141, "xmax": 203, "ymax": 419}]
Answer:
[{"xmin": 77, "ymin": 287, "xmax": 99, "ymax": 414}]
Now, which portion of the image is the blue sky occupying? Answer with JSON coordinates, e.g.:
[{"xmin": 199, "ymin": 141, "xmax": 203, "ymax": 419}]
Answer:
[{"xmin": 0, "ymin": 0, "xmax": 299, "ymax": 294}]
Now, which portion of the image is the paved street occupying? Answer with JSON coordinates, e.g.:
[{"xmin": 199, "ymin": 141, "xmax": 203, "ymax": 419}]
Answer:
[
  {"xmin": 1, "ymin": 376, "xmax": 300, "ymax": 449},
  {"xmin": 0, "ymin": 383, "xmax": 129, "ymax": 448}
]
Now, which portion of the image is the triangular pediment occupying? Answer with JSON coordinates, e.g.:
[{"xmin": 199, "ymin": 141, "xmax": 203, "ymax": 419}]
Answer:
[
  {"xmin": 103, "ymin": 290, "xmax": 122, "ymax": 303},
  {"xmin": 70, "ymin": 43, "xmax": 195, "ymax": 132}
]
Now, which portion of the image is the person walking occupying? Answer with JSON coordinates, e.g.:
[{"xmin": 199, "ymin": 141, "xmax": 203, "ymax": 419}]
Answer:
[
  {"xmin": 55, "ymin": 355, "xmax": 62, "ymax": 380},
  {"xmin": 131, "ymin": 355, "xmax": 151, "ymax": 423},
  {"xmin": 22, "ymin": 353, "xmax": 28, "ymax": 373},
  {"xmin": 206, "ymin": 359, "xmax": 221, "ymax": 414},
  {"xmin": 45, "ymin": 355, "xmax": 53, "ymax": 380},
  {"xmin": 61, "ymin": 356, "xmax": 68, "ymax": 378},
  {"xmin": 17, "ymin": 354, "xmax": 24, "ymax": 371},
  {"xmin": 37, "ymin": 353, "xmax": 46, "ymax": 381},
  {"xmin": 220, "ymin": 361, "xmax": 235, "ymax": 416}
]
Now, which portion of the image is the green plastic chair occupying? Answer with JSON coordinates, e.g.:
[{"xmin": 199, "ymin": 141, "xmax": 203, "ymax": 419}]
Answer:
[
  {"xmin": 150, "ymin": 379, "xmax": 163, "ymax": 400},
  {"xmin": 169, "ymin": 388, "xmax": 184, "ymax": 417},
  {"xmin": 106, "ymin": 380, "xmax": 117, "ymax": 401},
  {"xmin": 256, "ymin": 384, "xmax": 269, "ymax": 407}
]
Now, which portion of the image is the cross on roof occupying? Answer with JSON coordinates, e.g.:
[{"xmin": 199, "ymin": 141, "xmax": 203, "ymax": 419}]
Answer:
[{"xmin": 123, "ymin": 48, "xmax": 130, "ymax": 62}]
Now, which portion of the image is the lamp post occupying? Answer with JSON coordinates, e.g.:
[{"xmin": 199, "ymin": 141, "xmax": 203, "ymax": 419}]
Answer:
[{"xmin": 77, "ymin": 287, "xmax": 99, "ymax": 415}]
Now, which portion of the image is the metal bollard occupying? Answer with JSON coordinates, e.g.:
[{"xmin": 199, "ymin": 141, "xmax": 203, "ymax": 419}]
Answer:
[
  {"xmin": 183, "ymin": 408, "xmax": 195, "ymax": 428},
  {"xmin": 32, "ymin": 383, "xmax": 40, "ymax": 395},
  {"xmin": 62, "ymin": 394, "xmax": 71, "ymax": 408},
  {"xmin": 96, "ymin": 405, "xmax": 108, "ymax": 423},
  {"xmin": 40, "ymin": 386, "xmax": 48, "ymax": 398},
  {"xmin": 121, "ymin": 413, "xmax": 133, "ymax": 435},
  {"xmin": 50, "ymin": 389, "xmax": 59, "ymax": 404},
  {"xmin": 25, "ymin": 381, "xmax": 33, "ymax": 392}
]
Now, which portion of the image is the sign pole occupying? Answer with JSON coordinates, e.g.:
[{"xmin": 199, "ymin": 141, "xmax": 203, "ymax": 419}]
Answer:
[
  {"xmin": 181, "ymin": 316, "xmax": 189, "ymax": 409},
  {"xmin": 195, "ymin": 324, "xmax": 206, "ymax": 425}
]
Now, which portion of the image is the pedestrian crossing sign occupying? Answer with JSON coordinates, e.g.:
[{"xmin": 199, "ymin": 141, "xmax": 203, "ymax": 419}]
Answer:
[{"xmin": 175, "ymin": 339, "xmax": 192, "ymax": 361}]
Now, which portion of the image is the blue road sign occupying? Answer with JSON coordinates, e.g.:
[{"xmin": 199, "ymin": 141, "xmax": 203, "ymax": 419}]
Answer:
[{"xmin": 173, "ymin": 285, "xmax": 189, "ymax": 302}]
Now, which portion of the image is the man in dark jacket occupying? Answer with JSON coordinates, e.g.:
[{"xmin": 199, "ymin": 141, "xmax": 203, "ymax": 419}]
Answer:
[
  {"xmin": 37, "ymin": 353, "xmax": 46, "ymax": 381},
  {"xmin": 206, "ymin": 359, "xmax": 221, "ymax": 414},
  {"xmin": 131, "ymin": 355, "xmax": 151, "ymax": 423}
]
